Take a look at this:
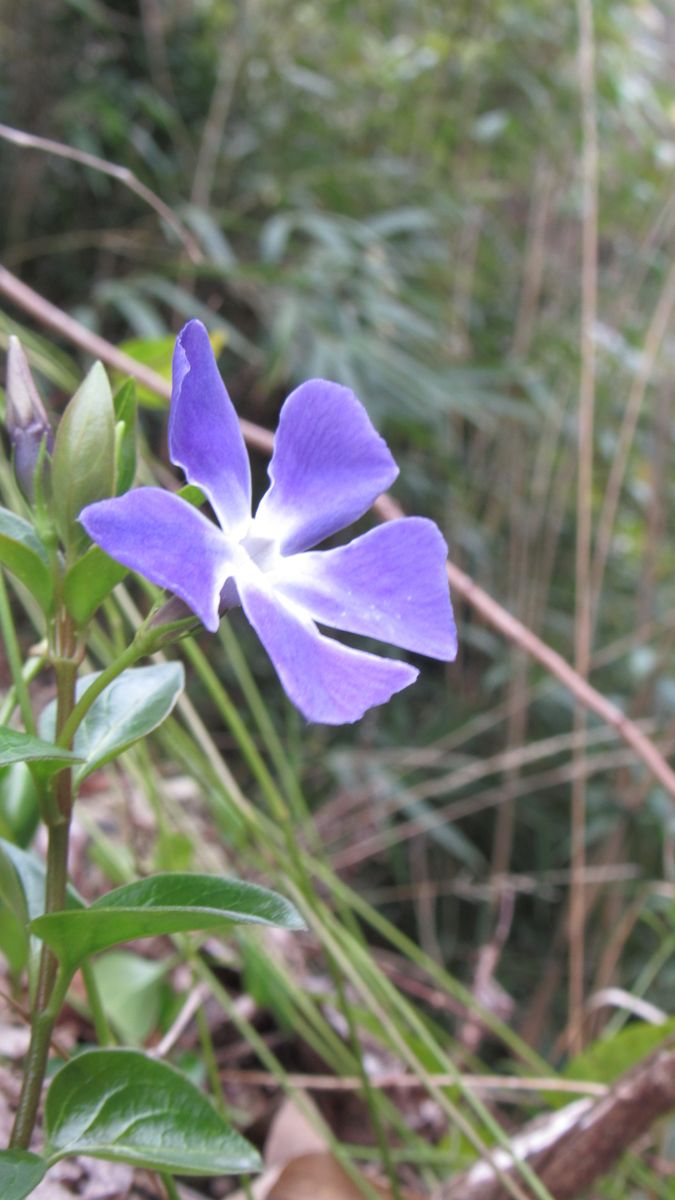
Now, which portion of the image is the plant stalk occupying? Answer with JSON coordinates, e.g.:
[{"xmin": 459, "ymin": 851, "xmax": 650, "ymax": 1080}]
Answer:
[{"xmin": 9, "ymin": 623, "xmax": 79, "ymax": 1147}]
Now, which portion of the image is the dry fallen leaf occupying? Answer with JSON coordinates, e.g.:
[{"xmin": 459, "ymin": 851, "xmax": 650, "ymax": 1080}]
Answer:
[
  {"xmin": 229, "ymin": 1093, "xmax": 425, "ymax": 1200},
  {"xmin": 264, "ymin": 1093, "xmax": 327, "ymax": 1167},
  {"xmin": 268, "ymin": 1151, "xmax": 399, "ymax": 1200}
]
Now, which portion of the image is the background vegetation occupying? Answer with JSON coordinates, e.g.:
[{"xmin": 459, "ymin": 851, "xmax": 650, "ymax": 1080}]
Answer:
[{"xmin": 1, "ymin": 1, "xmax": 674, "ymax": 1196}]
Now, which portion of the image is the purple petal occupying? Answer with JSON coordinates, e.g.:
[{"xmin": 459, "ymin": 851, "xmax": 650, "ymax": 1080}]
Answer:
[
  {"xmin": 238, "ymin": 574, "xmax": 418, "ymax": 724},
  {"xmin": 275, "ymin": 518, "xmax": 457, "ymax": 660},
  {"xmin": 253, "ymin": 380, "xmax": 398, "ymax": 555},
  {"xmin": 170, "ymin": 320, "xmax": 251, "ymax": 538},
  {"xmin": 80, "ymin": 489, "xmax": 235, "ymax": 631}
]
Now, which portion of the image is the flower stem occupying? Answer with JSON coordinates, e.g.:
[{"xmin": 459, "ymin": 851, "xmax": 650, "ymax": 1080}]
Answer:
[{"xmin": 56, "ymin": 628, "xmax": 152, "ymax": 749}]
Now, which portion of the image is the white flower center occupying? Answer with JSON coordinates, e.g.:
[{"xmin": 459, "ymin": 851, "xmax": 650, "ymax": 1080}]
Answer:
[{"xmin": 239, "ymin": 530, "xmax": 281, "ymax": 575}]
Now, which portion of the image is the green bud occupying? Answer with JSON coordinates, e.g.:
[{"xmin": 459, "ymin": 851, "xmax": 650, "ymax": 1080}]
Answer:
[
  {"xmin": 5, "ymin": 336, "xmax": 53, "ymax": 502},
  {"xmin": 51, "ymin": 361, "xmax": 115, "ymax": 554}
]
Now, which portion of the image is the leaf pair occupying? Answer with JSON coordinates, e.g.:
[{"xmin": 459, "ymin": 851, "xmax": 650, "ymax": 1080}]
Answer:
[{"xmin": 0, "ymin": 844, "xmax": 305, "ymax": 1195}]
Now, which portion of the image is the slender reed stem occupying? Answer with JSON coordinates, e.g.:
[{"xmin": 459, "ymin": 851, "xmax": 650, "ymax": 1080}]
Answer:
[
  {"xmin": 0, "ymin": 653, "xmax": 47, "ymax": 726},
  {"xmin": 0, "ymin": 570, "xmax": 37, "ymax": 735},
  {"xmin": 81, "ymin": 959, "xmax": 114, "ymax": 1047},
  {"xmin": 569, "ymin": 0, "xmax": 598, "ymax": 1056}
]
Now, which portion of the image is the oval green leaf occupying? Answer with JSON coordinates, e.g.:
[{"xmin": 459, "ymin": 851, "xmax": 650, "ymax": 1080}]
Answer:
[
  {"xmin": 63, "ymin": 544, "xmax": 127, "ymax": 626},
  {"xmin": 0, "ymin": 728, "xmax": 83, "ymax": 776},
  {"xmin": 45, "ymin": 1049, "xmax": 261, "ymax": 1175},
  {"xmin": 39, "ymin": 663, "xmax": 185, "ymax": 783},
  {"xmin": 0, "ymin": 508, "xmax": 53, "ymax": 612},
  {"xmin": 0, "ymin": 1150, "xmax": 47, "ymax": 1200},
  {"xmin": 31, "ymin": 872, "xmax": 306, "ymax": 969}
]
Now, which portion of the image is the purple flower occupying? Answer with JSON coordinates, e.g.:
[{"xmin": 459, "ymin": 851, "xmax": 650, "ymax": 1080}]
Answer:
[{"xmin": 80, "ymin": 320, "xmax": 457, "ymax": 724}]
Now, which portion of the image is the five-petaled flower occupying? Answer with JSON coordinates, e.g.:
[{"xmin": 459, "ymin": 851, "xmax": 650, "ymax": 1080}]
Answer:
[{"xmin": 80, "ymin": 320, "xmax": 457, "ymax": 724}]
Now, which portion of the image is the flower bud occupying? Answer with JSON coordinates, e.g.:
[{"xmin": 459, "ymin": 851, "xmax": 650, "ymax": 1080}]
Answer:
[
  {"xmin": 148, "ymin": 595, "xmax": 201, "ymax": 647},
  {"xmin": 5, "ymin": 336, "xmax": 53, "ymax": 501}
]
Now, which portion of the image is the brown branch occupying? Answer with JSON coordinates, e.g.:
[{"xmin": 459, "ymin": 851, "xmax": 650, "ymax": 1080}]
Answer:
[
  {"xmin": 1, "ymin": 264, "xmax": 675, "ymax": 807},
  {"xmin": 0, "ymin": 123, "xmax": 202, "ymax": 265},
  {"xmin": 0, "ymin": 266, "xmax": 273, "ymax": 456},
  {"xmin": 438, "ymin": 1044, "xmax": 675, "ymax": 1200}
]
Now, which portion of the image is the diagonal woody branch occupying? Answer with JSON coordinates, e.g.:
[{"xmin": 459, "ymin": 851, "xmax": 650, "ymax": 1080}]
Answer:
[
  {"xmin": 437, "ymin": 1043, "xmax": 675, "ymax": 1200},
  {"xmin": 1, "ymin": 263, "xmax": 674, "ymax": 804}
]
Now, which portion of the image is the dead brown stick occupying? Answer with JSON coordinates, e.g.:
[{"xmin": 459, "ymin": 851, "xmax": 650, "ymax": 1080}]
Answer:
[
  {"xmin": 1, "ymin": 263, "xmax": 675, "ymax": 805},
  {"xmin": 437, "ymin": 1045, "xmax": 675, "ymax": 1200}
]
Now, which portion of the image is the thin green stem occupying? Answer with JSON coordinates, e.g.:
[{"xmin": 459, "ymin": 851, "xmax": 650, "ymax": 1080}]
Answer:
[
  {"xmin": 160, "ymin": 1174, "xmax": 181, "ymax": 1200},
  {"xmin": 0, "ymin": 653, "xmax": 47, "ymax": 726},
  {"xmin": 182, "ymin": 637, "xmax": 289, "ymax": 826},
  {"xmin": 328, "ymin": 957, "xmax": 401, "ymax": 1200},
  {"xmin": 0, "ymin": 570, "xmax": 37, "ymax": 734},
  {"xmin": 192, "ymin": 955, "xmax": 385, "ymax": 1200},
  {"xmin": 56, "ymin": 632, "xmax": 150, "ymax": 749},
  {"xmin": 81, "ymin": 959, "xmax": 114, "ymax": 1046},
  {"xmin": 218, "ymin": 619, "xmax": 309, "ymax": 822},
  {"xmin": 195, "ymin": 1001, "xmax": 226, "ymax": 1117}
]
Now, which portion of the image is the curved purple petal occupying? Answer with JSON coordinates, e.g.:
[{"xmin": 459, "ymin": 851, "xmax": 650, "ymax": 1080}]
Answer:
[
  {"xmin": 238, "ymin": 573, "xmax": 417, "ymax": 724},
  {"xmin": 169, "ymin": 320, "xmax": 251, "ymax": 538},
  {"xmin": 253, "ymin": 380, "xmax": 398, "ymax": 555},
  {"xmin": 80, "ymin": 489, "xmax": 235, "ymax": 631},
  {"xmin": 274, "ymin": 518, "xmax": 457, "ymax": 660}
]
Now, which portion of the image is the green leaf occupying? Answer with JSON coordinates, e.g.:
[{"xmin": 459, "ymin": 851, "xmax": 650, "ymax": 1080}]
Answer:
[
  {"xmin": 0, "ymin": 728, "xmax": 83, "ymax": 777},
  {"xmin": 0, "ymin": 903, "xmax": 28, "ymax": 974},
  {"xmin": 51, "ymin": 362, "xmax": 115, "ymax": 552},
  {"xmin": 31, "ymin": 872, "xmax": 306, "ymax": 970},
  {"xmin": 40, "ymin": 663, "xmax": 185, "ymax": 783},
  {"xmin": 0, "ymin": 836, "xmax": 83, "ymax": 986},
  {"xmin": 0, "ymin": 762, "xmax": 40, "ymax": 846},
  {"xmin": 63, "ymin": 544, "xmax": 127, "ymax": 626},
  {"xmin": 0, "ymin": 508, "xmax": 53, "ymax": 612},
  {"xmin": 91, "ymin": 951, "xmax": 169, "ymax": 1044},
  {"xmin": 113, "ymin": 378, "xmax": 137, "ymax": 494},
  {"xmin": 0, "ymin": 836, "xmax": 84, "ymax": 927},
  {"xmin": 177, "ymin": 482, "xmax": 207, "ymax": 508},
  {"xmin": 565, "ymin": 1016, "xmax": 675, "ymax": 1084},
  {"xmin": 45, "ymin": 1049, "xmax": 261, "ymax": 1175},
  {"xmin": 116, "ymin": 335, "xmax": 173, "ymax": 408},
  {"xmin": 0, "ymin": 839, "xmax": 84, "ymax": 978},
  {"xmin": 0, "ymin": 1150, "xmax": 47, "ymax": 1199},
  {"xmin": 544, "ymin": 1017, "xmax": 675, "ymax": 1108}
]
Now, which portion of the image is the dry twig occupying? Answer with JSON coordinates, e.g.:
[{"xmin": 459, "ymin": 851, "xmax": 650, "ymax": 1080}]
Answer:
[{"xmin": 438, "ymin": 1044, "xmax": 675, "ymax": 1200}]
